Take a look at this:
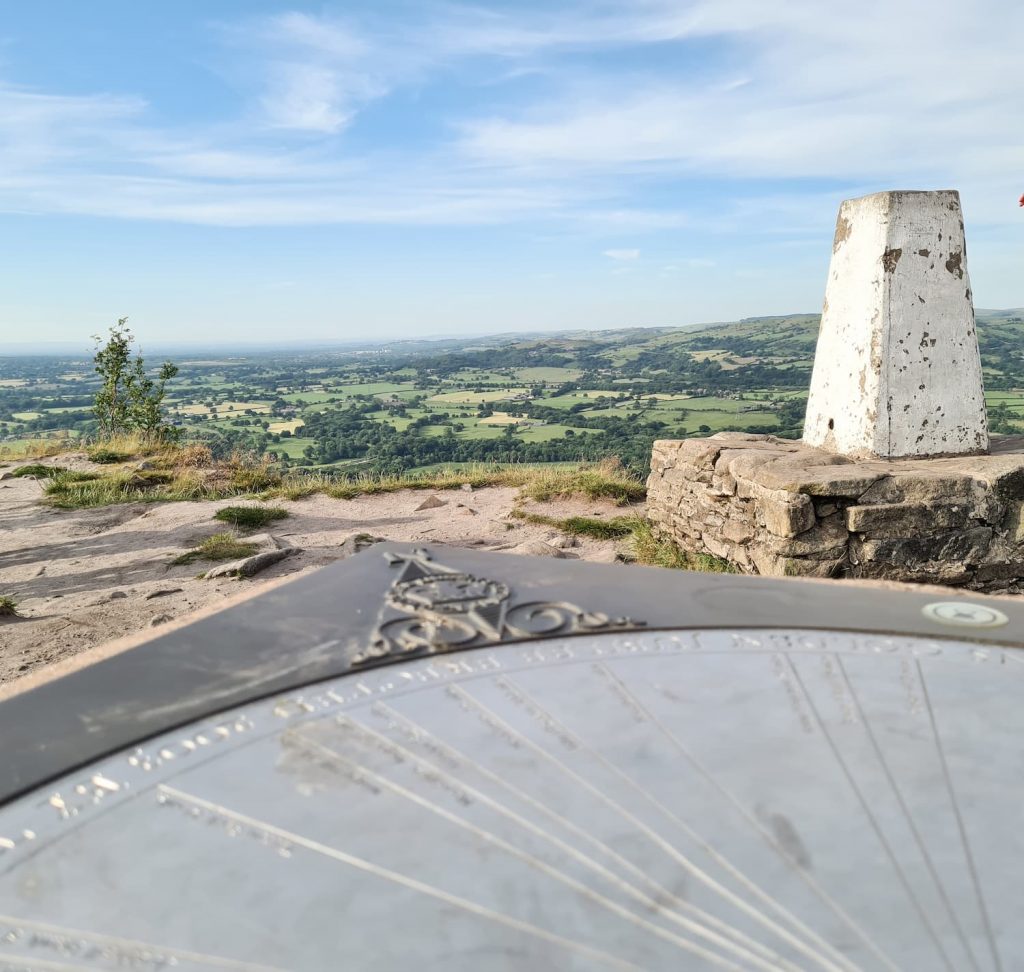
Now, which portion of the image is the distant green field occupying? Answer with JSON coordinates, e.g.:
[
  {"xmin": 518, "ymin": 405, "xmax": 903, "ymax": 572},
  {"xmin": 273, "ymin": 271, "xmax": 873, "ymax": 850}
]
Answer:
[
  {"xmin": 512, "ymin": 367, "xmax": 583, "ymax": 383},
  {"xmin": 429, "ymin": 389, "xmax": 529, "ymax": 404},
  {"xmin": 517, "ymin": 423, "xmax": 597, "ymax": 442},
  {"xmin": 269, "ymin": 436, "xmax": 318, "ymax": 459}
]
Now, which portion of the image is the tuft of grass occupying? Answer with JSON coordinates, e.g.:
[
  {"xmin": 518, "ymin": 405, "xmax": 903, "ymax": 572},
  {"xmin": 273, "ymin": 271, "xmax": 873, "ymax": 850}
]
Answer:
[
  {"xmin": 214, "ymin": 505, "xmax": 290, "ymax": 529},
  {"xmin": 174, "ymin": 444, "xmax": 213, "ymax": 468},
  {"xmin": 0, "ymin": 439, "xmax": 68, "ymax": 460},
  {"xmin": 0, "ymin": 595, "xmax": 19, "ymax": 617},
  {"xmin": 171, "ymin": 532, "xmax": 258, "ymax": 566},
  {"xmin": 86, "ymin": 432, "xmax": 170, "ymax": 462},
  {"xmin": 34, "ymin": 448, "xmax": 645, "ymax": 513},
  {"xmin": 510, "ymin": 509, "xmax": 634, "ymax": 540},
  {"xmin": 508, "ymin": 508, "xmax": 733, "ymax": 573},
  {"xmin": 87, "ymin": 448, "xmax": 133, "ymax": 464},
  {"xmin": 516, "ymin": 460, "xmax": 645, "ymax": 505},
  {"xmin": 10, "ymin": 463, "xmax": 69, "ymax": 479},
  {"xmin": 309, "ymin": 459, "xmax": 645, "ymax": 505},
  {"xmin": 629, "ymin": 519, "xmax": 736, "ymax": 573}
]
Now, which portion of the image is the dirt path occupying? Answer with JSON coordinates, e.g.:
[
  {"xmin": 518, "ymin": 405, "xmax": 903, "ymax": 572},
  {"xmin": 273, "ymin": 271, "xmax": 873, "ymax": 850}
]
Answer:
[{"xmin": 0, "ymin": 459, "xmax": 641, "ymax": 684}]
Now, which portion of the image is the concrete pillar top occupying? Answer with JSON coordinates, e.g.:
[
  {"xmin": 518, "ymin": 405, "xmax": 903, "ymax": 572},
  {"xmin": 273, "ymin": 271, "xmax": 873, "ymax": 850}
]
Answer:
[{"xmin": 803, "ymin": 189, "xmax": 988, "ymax": 459}]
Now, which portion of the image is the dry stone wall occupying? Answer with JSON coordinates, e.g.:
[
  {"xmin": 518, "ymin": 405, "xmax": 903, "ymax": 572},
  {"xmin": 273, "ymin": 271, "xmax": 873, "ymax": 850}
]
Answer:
[{"xmin": 647, "ymin": 432, "xmax": 1024, "ymax": 591}]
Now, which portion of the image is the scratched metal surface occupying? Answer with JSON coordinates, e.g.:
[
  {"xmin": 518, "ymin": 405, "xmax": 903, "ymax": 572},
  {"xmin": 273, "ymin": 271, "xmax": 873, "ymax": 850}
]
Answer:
[{"xmin": 0, "ymin": 628, "xmax": 1020, "ymax": 971}]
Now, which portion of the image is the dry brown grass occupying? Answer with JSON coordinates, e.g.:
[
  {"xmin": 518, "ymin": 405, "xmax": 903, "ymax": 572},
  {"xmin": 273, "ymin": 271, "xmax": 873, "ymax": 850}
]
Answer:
[
  {"xmin": 0, "ymin": 439, "xmax": 68, "ymax": 461},
  {"xmin": 33, "ymin": 436, "xmax": 645, "ymax": 512}
]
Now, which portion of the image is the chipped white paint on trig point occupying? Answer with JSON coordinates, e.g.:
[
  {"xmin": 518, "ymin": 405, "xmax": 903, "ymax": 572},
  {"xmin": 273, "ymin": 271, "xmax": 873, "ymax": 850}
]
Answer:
[{"xmin": 803, "ymin": 189, "xmax": 988, "ymax": 459}]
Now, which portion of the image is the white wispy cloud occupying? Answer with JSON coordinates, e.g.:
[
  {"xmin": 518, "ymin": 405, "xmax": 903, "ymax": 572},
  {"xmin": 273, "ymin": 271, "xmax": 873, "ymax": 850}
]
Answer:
[
  {"xmin": 458, "ymin": 1, "xmax": 1024, "ymax": 183},
  {"xmin": 603, "ymin": 248, "xmax": 640, "ymax": 261},
  {"xmin": 0, "ymin": 0, "xmax": 1021, "ymax": 234}
]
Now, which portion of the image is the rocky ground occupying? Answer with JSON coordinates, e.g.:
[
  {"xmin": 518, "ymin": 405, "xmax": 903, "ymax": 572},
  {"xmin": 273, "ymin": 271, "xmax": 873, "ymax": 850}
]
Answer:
[{"xmin": 0, "ymin": 455, "xmax": 641, "ymax": 685}]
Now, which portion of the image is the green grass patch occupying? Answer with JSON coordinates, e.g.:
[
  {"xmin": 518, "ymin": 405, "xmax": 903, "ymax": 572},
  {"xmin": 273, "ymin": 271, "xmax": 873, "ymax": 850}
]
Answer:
[
  {"xmin": 42, "ymin": 463, "xmax": 281, "ymax": 510},
  {"xmin": 171, "ymin": 533, "xmax": 258, "ymax": 566},
  {"xmin": 629, "ymin": 519, "xmax": 736, "ymax": 572},
  {"xmin": 214, "ymin": 505, "xmax": 290, "ymax": 529},
  {"xmin": 0, "ymin": 595, "xmax": 19, "ymax": 617},
  {"xmin": 510, "ymin": 510, "xmax": 634, "ymax": 540},
  {"xmin": 88, "ymin": 448, "xmax": 133, "ymax": 464},
  {"xmin": 312, "ymin": 461, "xmax": 645, "ymax": 505},
  {"xmin": 10, "ymin": 464, "xmax": 68, "ymax": 478}
]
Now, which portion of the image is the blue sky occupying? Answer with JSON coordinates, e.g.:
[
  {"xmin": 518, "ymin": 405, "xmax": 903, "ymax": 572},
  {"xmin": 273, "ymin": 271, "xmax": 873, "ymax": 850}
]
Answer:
[{"xmin": 1, "ymin": 0, "xmax": 1022, "ymax": 346}]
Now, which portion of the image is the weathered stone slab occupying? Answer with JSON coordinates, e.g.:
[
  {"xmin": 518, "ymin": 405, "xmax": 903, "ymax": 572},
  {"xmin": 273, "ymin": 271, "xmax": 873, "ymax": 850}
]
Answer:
[
  {"xmin": 851, "ymin": 527, "xmax": 992, "ymax": 568},
  {"xmin": 647, "ymin": 432, "xmax": 1024, "ymax": 592},
  {"xmin": 803, "ymin": 190, "xmax": 988, "ymax": 459},
  {"xmin": 845, "ymin": 502, "xmax": 974, "ymax": 536}
]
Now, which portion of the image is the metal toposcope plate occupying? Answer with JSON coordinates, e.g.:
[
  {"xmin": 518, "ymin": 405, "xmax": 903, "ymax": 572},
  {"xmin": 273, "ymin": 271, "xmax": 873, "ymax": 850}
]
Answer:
[{"xmin": 1, "ymin": 626, "xmax": 1021, "ymax": 971}]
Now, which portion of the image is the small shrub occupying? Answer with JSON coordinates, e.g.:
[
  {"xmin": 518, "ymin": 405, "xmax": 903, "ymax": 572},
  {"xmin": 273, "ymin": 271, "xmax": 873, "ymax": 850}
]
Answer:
[
  {"xmin": 0, "ymin": 595, "xmax": 19, "ymax": 617},
  {"xmin": 171, "ymin": 533, "xmax": 258, "ymax": 566},
  {"xmin": 214, "ymin": 505, "xmax": 290, "ymax": 529}
]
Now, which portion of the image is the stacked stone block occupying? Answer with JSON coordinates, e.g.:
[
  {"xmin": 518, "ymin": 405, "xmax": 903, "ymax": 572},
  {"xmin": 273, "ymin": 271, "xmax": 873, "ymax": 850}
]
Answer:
[{"xmin": 647, "ymin": 432, "xmax": 1024, "ymax": 591}]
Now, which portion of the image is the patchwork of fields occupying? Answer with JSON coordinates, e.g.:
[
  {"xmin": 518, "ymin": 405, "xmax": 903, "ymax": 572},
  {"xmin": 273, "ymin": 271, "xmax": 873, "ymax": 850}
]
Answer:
[{"xmin": 4, "ymin": 309, "xmax": 1024, "ymax": 471}]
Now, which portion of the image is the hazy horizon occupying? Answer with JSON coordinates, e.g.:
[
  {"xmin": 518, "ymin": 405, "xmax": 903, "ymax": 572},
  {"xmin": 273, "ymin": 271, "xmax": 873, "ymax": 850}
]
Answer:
[{"xmin": 2, "ymin": 1, "xmax": 1022, "ymax": 344}]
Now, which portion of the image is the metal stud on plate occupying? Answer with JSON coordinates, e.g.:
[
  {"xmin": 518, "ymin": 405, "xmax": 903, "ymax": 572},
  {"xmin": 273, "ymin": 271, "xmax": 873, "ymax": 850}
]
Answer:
[{"xmin": 922, "ymin": 601, "xmax": 1010, "ymax": 628}]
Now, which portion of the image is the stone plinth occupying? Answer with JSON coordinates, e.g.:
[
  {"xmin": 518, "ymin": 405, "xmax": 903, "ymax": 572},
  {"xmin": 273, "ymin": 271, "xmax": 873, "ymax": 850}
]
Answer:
[
  {"xmin": 647, "ymin": 433, "xmax": 1024, "ymax": 590},
  {"xmin": 803, "ymin": 190, "xmax": 988, "ymax": 459}
]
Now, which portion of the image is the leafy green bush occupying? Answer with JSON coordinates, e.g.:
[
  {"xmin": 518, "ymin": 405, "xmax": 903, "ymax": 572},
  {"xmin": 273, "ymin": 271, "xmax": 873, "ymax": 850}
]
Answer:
[{"xmin": 0, "ymin": 595, "xmax": 19, "ymax": 617}]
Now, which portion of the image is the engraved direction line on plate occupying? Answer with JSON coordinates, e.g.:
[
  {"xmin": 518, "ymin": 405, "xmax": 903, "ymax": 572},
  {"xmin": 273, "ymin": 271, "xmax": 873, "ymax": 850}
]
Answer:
[
  {"xmin": 835, "ymin": 657, "xmax": 983, "ymax": 972},
  {"xmin": 0, "ymin": 956, "xmax": 96, "ymax": 972},
  {"xmin": 370, "ymin": 701, "xmax": 798, "ymax": 971},
  {"xmin": 156, "ymin": 784, "xmax": 646, "ymax": 972},
  {"xmin": 0, "ymin": 913, "xmax": 284, "ymax": 972},
  {"xmin": 916, "ymin": 660, "xmax": 1004, "ymax": 972},
  {"xmin": 332, "ymin": 712, "xmax": 797, "ymax": 972},
  {"xmin": 784, "ymin": 656, "xmax": 954, "ymax": 972},
  {"xmin": 290, "ymin": 726, "xmax": 767, "ymax": 972},
  {"xmin": 596, "ymin": 660, "xmax": 894, "ymax": 972},
  {"xmin": 437, "ymin": 686, "xmax": 813, "ymax": 972},
  {"xmin": 451, "ymin": 681, "xmax": 850, "ymax": 972},
  {"xmin": 497, "ymin": 675, "xmax": 861, "ymax": 972}
]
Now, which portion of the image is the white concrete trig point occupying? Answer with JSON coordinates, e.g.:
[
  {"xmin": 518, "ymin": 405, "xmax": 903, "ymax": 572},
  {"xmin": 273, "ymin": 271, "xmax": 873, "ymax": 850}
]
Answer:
[{"xmin": 803, "ymin": 189, "xmax": 989, "ymax": 459}]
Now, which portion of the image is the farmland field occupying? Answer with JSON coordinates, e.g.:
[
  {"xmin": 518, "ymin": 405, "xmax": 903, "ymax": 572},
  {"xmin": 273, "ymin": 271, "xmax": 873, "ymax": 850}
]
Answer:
[{"xmin": 4, "ymin": 308, "xmax": 1023, "ymax": 474}]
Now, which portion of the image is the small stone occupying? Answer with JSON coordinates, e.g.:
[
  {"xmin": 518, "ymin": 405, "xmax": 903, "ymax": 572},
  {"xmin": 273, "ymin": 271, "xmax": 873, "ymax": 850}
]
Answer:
[
  {"xmin": 203, "ymin": 547, "xmax": 296, "ymax": 580},
  {"xmin": 460, "ymin": 483, "xmax": 474, "ymax": 492},
  {"xmin": 338, "ymin": 534, "xmax": 385, "ymax": 558},
  {"xmin": 511, "ymin": 540, "xmax": 566, "ymax": 559},
  {"xmin": 108, "ymin": 590, "xmax": 128, "ymax": 600},
  {"xmin": 416, "ymin": 495, "xmax": 448, "ymax": 511},
  {"xmin": 149, "ymin": 614, "xmax": 172, "ymax": 627},
  {"xmin": 145, "ymin": 588, "xmax": 183, "ymax": 600},
  {"xmin": 756, "ymin": 490, "xmax": 815, "ymax": 538}
]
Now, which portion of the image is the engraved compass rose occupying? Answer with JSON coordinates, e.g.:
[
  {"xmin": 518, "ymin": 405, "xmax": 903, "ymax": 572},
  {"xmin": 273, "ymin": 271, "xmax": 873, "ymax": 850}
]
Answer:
[{"xmin": 351, "ymin": 549, "xmax": 643, "ymax": 668}]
